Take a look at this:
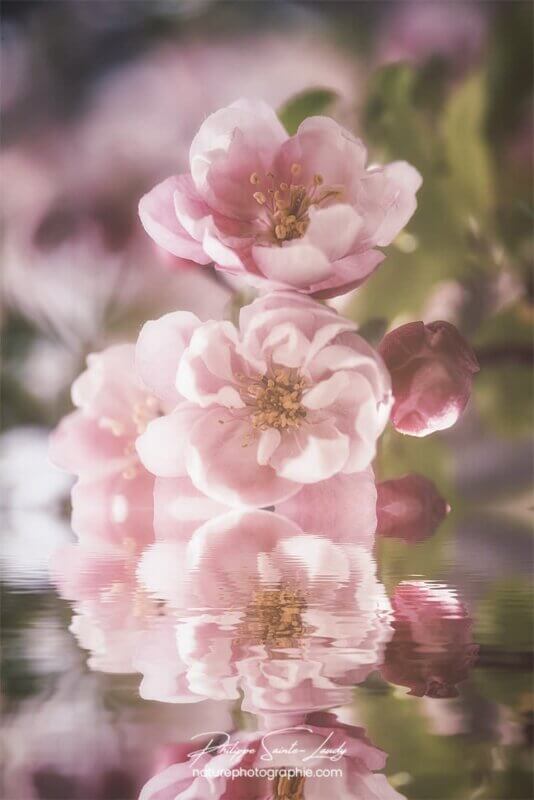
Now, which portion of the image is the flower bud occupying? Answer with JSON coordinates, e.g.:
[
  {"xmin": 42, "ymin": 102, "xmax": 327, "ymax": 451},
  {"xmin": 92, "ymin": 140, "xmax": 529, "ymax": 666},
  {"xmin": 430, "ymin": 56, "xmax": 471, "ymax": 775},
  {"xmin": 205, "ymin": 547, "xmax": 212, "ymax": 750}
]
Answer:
[
  {"xmin": 376, "ymin": 473, "xmax": 449, "ymax": 543},
  {"xmin": 379, "ymin": 320, "xmax": 479, "ymax": 437}
]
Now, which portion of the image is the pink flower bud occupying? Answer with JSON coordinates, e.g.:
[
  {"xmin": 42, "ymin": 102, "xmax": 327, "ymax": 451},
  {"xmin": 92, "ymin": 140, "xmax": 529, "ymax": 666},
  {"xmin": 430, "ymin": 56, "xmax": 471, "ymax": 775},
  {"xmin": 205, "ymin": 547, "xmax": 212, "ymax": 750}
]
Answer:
[
  {"xmin": 377, "ymin": 473, "xmax": 449, "ymax": 543},
  {"xmin": 379, "ymin": 320, "xmax": 479, "ymax": 437}
]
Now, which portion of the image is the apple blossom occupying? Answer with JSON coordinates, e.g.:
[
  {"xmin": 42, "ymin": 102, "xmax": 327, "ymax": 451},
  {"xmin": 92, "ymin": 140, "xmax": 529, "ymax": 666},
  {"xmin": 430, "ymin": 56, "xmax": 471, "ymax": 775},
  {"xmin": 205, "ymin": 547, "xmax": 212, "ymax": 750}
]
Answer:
[
  {"xmin": 49, "ymin": 344, "xmax": 159, "ymax": 549},
  {"xmin": 139, "ymin": 98, "xmax": 421, "ymax": 297},
  {"xmin": 136, "ymin": 292, "xmax": 392, "ymax": 508},
  {"xmin": 379, "ymin": 320, "xmax": 479, "ymax": 437}
]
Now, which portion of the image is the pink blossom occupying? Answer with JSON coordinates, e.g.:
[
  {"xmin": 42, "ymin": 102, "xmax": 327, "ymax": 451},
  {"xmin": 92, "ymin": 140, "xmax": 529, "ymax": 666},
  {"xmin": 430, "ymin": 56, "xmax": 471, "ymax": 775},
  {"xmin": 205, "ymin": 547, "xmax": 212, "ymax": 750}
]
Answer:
[
  {"xmin": 49, "ymin": 344, "xmax": 159, "ymax": 549},
  {"xmin": 379, "ymin": 320, "xmax": 479, "ymax": 437},
  {"xmin": 138, "ymin": 509, "xmax": 392, "ymax": 721},
  {"xmin": 139, "ymin": 98, "xmax": 421, "ymax": 297},
  {"xmin": 376, "ymin": 473, "xmax": 449, "ymax": 543},
  {"xmin": 136, "ymin": 292, "xmax": 392, "ymax": 508},
  {"xmin": 140, "ymin": 712, "xmax": 405, "ymax": 800},
  {"xmin": 381, "ymin": 581, "xmax": 478, "ymax": 698},
  {"xmin": 377, "ymin": 1, "xmax": 488, "ymax": 75}
]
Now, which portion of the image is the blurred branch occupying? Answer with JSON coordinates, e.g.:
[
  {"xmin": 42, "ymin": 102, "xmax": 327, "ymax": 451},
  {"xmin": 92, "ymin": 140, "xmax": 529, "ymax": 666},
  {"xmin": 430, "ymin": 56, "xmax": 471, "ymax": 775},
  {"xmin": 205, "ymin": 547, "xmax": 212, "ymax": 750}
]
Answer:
[{"xmin": 476, "ymin": 343, "xmax": 533, "ymax": 368}]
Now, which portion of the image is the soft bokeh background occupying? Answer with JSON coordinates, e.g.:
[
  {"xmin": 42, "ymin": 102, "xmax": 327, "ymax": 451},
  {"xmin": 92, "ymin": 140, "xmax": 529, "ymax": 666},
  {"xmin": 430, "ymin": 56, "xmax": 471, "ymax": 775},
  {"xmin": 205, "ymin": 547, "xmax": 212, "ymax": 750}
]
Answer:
[{"xmin": 1, "ymin": 2, "xmax": 532, "ymax": 799}]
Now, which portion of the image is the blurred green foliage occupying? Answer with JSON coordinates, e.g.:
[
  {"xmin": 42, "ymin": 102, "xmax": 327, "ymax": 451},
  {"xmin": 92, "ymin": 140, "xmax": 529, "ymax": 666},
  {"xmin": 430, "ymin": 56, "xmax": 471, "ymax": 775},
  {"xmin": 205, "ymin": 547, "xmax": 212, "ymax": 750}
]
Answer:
[{"xmin": 278, "ymin": 88, "xmax": 339, "ymax": 135}]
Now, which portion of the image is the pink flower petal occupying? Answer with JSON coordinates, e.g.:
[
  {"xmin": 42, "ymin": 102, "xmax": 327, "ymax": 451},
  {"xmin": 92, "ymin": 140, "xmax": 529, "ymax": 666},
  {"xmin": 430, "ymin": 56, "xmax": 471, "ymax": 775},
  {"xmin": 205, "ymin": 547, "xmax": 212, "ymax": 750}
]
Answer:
[
  {"xmin": 177, "ymin": 321, "xmax": 251, "ymax": 408},
  {"xmin": 189, "ymin": 98, "xmax": 286, "ymax": 197},
  {"xmin": 305, "ymin": 203, "xmax": 362, "ymax": 262},
  {"xmin": 136, "ymin": 311, "xmax": 201, "ymax": 409},
  {"xmin": 138, "ymin": 175, "xmax": 212, "ymax": 263},
  {"xmin": 275, "ymin": 115, "xmax": 368, "ymax": 196},
  {"xmin": 363, "ymin": 161, "xmax": 422, "ymax": 247},
  {"xmin": 252, "ymin": 241, "xmax": 332, "ymax": 288},
  {"xmin": 136, "ymin": 404, "xmax": 201, "ymax": 478},
  {"xmin": 153, "ymin": 476, "xmax": 228, "ymax": 541},
  {"xmin": 276, "ymin": 469, "xmax": 377, "ymax": 547},
  {"xmin": 269, "ymin": 422, "xmax": 350, "ymax": 483},
  {"xmin": 302, "ymin": 371, "xmax": 350, "ymax": 410},
  {"xmin": 186, "ymin": 409, "xmax": 301, "ymax": 507},
  {"xmin": 49, "ymin": 411, "xmax": 127, "ymax": 476}
]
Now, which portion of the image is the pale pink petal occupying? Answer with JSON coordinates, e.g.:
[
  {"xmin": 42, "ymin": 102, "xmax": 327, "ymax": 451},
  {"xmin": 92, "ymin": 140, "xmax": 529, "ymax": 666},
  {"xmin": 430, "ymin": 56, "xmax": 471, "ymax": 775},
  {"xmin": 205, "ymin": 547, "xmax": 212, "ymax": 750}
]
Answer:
[
  {"xmin": 276, "ymin": 469, "xmax": 377, "ymax": 546},
  {"xmin": 190, "ymin": 98, "xmax": 286, "ymax": 197},
  {"xmin": 257, "ymin": 428, "xmax": 281, "ymax": 465},
  {"xmin": 252, "ymin": 241, "xmax": 332, "ymax": 288},
  {"xmin": 171, "ymin": 173, "xmax": 212, "ymax": 242},
  {"xmin": 136, "ymin": 311, "xmax": 201, "ymax": 409},
  {"xmin": 258, "ymin": 322, "xmax": 311, "ymax": 369},
  {"xmin": 269, "ymin": 422, "xmax": 350, "ymax": 483},
  {"xmin": 305, "ymin": 203, "xmax": 362, "ymax": 261},
  {"xmin": 302, "ymin": 371, "xmax": 350, "ymax": 410},
  {"xmin": 203, "ymin": 224, "xmax": 248, "ymax": 271},
  {"xmin": 49, "ymin": 411, "xmax": 127, "ymax": 476},
  {"xmin": 138, "ymin": 175, "xmax": 212, "ymax": 263},
  {"xmin": 153, "ymin": 476, "xmax": 228, "ymax": 541},
  {"xmin": 71, "ymin": 344, "xmax": 146, "ymax": 434},
  {"xmin": 186, "ymin": 409, "xmax": 301, "ymax": 507},
  {"xmin": 136, "ymin": 404, "xmax": 201, "ymax": 478},
  {"xmin": 311, "ymin": 249, "xmax": 385, "ymax": 299},
  {"xmin": 240, "ymin": 291, "xmax": 349, "ymax": 354},
  {"xmin": 363, "ymin": 161, "xmax": 422, "ymax": 247},
  {"xmin": 176, "ymin": 321, "xmax": 251, "ymax": 408},
  {"xmin": 274, "ymin": 116, "xmax": 368, "ymax": 196}
]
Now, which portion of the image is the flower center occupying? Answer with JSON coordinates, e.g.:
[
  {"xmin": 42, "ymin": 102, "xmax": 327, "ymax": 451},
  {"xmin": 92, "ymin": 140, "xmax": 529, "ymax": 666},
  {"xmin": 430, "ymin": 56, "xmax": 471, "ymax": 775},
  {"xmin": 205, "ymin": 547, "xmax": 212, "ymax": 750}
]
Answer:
[
  {"xmin": 242, "ymin": 367, "xmax": 308, "ymax": 432},
  {"xmin": 250, "ymin": 163, "xmax": 341, "ymax": 244},
  {"xmin": 236, "ymin": 585, "xmax": 309, "ymax": 650},
  {"xmin": 272, "ymin": 773, "xmax": 306, "ymax": 800}
]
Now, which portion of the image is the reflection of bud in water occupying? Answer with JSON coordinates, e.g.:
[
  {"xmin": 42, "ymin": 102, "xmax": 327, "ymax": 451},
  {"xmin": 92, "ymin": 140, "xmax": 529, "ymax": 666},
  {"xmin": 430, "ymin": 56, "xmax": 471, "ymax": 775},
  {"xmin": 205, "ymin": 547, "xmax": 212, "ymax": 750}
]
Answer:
[
  {"xmin": 140, "ymin": 711, "xmax": 405, "ymax": 800},
  {"xmin": 376, "ymin": 473, "xmax": 449, "ymax": 543},
  {"xmin": 379, "ymin": 320, "xmax": 479, "ymax": 437},
  {"xmin": 382, "ymin": 581, "xmax": 478, "ymax": 698}
]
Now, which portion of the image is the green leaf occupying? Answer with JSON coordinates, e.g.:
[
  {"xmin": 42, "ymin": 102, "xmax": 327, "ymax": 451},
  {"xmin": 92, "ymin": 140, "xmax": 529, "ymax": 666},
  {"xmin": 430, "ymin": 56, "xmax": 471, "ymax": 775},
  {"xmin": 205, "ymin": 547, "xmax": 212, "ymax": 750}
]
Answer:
[
  {"xmin": 442, "ymin": 73, "xmax": 495, "ymax": 224},
  {"xmin": 278, "ymin": 88, "xmax": 338, "ymax": 135}
]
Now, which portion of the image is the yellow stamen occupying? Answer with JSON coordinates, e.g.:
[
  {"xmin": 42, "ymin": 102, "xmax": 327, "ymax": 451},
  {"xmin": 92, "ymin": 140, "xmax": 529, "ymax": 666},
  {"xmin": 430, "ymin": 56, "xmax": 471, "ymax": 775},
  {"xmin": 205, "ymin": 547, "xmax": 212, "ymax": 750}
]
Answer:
[
  {"xmin": 273, "ymin": 773, "xmax": 306, "ymax": 800},
  {"xmin": 241, "ymin": 367, "xmax": 308, "ymax": 433}
]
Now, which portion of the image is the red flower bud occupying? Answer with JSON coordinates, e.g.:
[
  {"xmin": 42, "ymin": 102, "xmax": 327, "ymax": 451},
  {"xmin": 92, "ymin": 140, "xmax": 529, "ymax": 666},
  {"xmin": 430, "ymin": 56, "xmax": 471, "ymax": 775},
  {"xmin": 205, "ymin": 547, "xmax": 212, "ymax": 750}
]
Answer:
[
  {"xmin": 377, "ymin": 473, "xmax": 450, "ymax": 543},
  {"xmin": 379, "ymin": 320, "xmax": 479, "ymax": 437}
]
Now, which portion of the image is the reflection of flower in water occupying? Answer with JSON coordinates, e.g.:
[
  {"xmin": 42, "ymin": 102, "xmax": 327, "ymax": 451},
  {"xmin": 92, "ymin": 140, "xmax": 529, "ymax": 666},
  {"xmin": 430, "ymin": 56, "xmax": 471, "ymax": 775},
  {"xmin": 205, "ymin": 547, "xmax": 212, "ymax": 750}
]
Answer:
[
  {"xmin": 381, "ymin": 581, "xmax": 478, "ymax": 698},
  {"xmin": 139, "ymin": 509, "xmax": 392, "ymax": 723},
  {"xmin": 1, "ymin": 674, "xmax": 144, "ymax": 800},
  {"xmin": 1, "ymin": 669, "xmax": 233, "ymax": 800},
  {"xmin": 139, "ymin": 711, "xmax": 405, "ymax": 800}
]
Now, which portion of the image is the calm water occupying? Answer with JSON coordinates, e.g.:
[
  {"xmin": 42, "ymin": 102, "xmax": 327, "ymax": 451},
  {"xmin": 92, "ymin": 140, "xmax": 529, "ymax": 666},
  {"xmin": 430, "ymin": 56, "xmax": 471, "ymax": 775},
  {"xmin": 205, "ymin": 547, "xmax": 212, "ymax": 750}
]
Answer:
[{"xmin": 1, "ymin": 502, "xmax": 533, "ymax": 800}]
